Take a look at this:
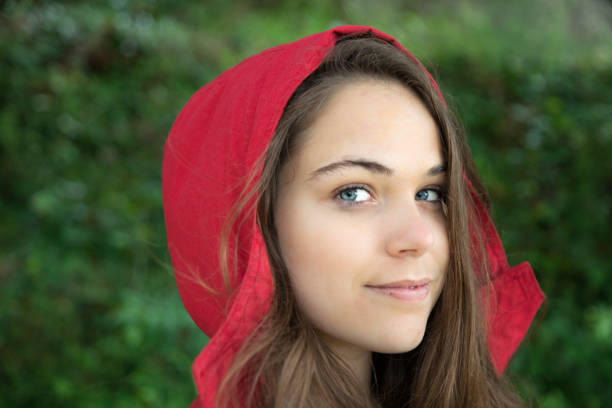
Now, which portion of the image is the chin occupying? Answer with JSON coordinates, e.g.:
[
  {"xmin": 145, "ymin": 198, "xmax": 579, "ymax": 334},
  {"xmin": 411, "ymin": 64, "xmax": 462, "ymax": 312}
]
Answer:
[{"xmin": 370, "ymin": 325, "xmax": 427, "ymax": 354}]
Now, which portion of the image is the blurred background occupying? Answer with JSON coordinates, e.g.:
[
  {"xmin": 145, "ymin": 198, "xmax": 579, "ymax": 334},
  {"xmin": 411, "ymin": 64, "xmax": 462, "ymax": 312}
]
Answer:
[{"xmin": 1, "ymin": 0, "xmax": 611, "ymax": 406}]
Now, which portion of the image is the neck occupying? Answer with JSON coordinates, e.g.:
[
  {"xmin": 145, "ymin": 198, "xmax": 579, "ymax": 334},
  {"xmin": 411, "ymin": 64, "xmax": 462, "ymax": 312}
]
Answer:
[
  {"xmin": 319, "ymin": 333, "xmax": 372, "ymax": 390},
  {"xmin": 351, "ymin": 349, "xmax": 373, "ymax": 390}
]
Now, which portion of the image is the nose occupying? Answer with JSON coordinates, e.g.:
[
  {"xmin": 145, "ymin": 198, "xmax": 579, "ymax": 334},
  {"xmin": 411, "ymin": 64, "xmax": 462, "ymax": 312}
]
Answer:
[{"xmin": 384, "ymin": 202, "xmax": 435, "ymax": 258}]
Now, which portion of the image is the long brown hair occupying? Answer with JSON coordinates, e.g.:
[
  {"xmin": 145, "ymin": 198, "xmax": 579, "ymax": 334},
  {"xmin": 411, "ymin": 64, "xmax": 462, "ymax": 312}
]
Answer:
[{"xmin": 217, "ymin": 33, "xmax": 525, "ymax": 408}]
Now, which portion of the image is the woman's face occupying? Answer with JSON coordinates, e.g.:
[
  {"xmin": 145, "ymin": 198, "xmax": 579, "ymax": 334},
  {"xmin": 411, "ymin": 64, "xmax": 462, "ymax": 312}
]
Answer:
[{"xmin": 274, "ymin": 79, "xmax": 449, "ymax": 359}]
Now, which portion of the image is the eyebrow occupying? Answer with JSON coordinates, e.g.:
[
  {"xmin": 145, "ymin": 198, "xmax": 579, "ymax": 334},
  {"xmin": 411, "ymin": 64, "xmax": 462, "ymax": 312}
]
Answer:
[{"xmin": 307, "ymin": 158, "xmax": 446, "ymax": 181}]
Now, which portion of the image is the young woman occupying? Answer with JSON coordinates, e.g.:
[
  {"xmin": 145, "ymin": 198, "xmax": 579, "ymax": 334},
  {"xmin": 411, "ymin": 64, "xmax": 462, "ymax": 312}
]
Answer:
[{"xmin": 162, "ymin": 25, "xmax": 544, "ymax": 408}]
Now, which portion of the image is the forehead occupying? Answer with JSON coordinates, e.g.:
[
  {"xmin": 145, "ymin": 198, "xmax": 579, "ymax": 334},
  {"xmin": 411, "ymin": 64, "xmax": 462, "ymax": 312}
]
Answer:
[{"xmin": 290, "ymin": 79, "xmax": 442, "ymax": 178}]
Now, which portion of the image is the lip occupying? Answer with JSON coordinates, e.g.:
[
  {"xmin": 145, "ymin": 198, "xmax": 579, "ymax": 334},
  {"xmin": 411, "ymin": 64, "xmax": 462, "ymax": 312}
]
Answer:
[{"xmin": 365, "ymin": 279, "xmax": 431, "ymax": 302}]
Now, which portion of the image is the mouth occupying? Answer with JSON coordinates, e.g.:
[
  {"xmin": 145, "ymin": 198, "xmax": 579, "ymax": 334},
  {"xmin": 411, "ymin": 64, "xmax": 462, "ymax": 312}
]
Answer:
[{"xmin": 364, "ymin": 279, "xmax": 431, "ymax": 302}]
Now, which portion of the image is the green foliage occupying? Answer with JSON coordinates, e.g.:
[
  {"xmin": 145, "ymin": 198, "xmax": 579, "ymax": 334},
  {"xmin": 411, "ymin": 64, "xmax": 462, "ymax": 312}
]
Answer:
[{"xmin": 1, "ymin": 0, "xmax": 611, "ymax": 406}]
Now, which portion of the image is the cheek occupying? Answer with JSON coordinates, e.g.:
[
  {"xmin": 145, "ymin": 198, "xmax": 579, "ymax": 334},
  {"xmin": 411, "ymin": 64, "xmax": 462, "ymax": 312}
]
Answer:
[
  {"xmin": 276, "ymin": 198, "xmax": 371, "ymax": 284},
  {"xmin": 429, "ymin": 215, "xmax": 450, "ymax": 307},
  {"xmin": 435, "ymin": 218, "xmax": 450, "ymax": 270},
  {"xmin": 428, "ymin": 208, "xmax": 450, "ymax": 268},
  {"xmin": 274, "ymin": 194, "xmax": 373, "ymax": 318}
]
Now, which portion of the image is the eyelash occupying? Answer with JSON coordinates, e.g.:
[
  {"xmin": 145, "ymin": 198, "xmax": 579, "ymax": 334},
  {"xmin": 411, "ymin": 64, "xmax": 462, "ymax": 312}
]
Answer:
[{"xmin": 333, "ymin": 183, "xmax": 447, "ymax": 208}]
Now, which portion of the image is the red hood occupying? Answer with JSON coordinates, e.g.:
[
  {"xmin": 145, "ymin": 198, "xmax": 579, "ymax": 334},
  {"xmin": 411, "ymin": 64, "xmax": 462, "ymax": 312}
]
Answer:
[{"xmin": 162, "ymin": 25, "xmax": 544, "ymax": 407}]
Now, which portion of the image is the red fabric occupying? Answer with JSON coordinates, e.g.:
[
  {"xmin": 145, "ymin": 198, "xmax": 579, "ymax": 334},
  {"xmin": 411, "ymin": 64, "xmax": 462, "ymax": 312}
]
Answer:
[{"xmin": 162, "ymin": 25, "xmax": 544, "ymax": 407}]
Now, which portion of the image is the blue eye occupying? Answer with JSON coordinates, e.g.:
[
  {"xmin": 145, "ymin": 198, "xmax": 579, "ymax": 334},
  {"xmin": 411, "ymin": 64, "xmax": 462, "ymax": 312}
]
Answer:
[
  {"xmin": 336, "ymin": 185, "xmax": 373, "ymax": 206},
  {"xmin": 415, "ymin": 188, "xmax": 443, "ymax": 202}
]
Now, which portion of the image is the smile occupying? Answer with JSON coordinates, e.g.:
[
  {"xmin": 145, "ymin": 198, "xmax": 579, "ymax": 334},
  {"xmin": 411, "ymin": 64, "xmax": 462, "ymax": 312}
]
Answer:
[{"xmin": 364, "ymin": 279, "xmax": 431, "ymax": 302}]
